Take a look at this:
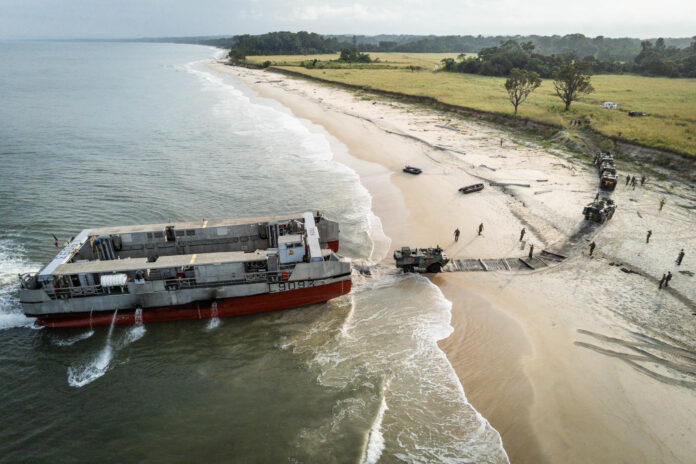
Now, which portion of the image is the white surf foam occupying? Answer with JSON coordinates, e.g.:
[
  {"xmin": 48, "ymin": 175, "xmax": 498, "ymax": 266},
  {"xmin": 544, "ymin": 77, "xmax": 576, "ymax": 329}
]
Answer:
[
  {"xmin": 52, "ymin": 330, "xmax": 94, "ymax": 346},
  {"xmin": 362, "ymin": 386, "xmax": 389, "ymax": 464},
  {"xmin": 67, "ymin": 311, "xmax": 118, "ymax": 388},
  {"xmin": 0, "ymin": 238, "xmax": 39, "ymax": 330}
]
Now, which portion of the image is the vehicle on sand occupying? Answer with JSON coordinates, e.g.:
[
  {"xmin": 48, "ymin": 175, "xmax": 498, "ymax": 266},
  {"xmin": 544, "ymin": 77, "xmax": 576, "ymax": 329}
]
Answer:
[
  {"xmin": 458, "ymin": 183, "xmax": 484, "ymax": 194},
  {"xmin": 403, "ymin": 166, "xmax": 422, "ymax": 175},
  {"xmin": 394, "ymin": 246, "xmax": 449, "ymax": 273}
]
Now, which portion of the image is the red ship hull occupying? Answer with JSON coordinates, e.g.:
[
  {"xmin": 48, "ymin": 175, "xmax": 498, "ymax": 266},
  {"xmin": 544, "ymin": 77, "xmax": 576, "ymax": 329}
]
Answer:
[{"xmin": 30, "ymin": 280, "xmax": 351, "ymax": 329}]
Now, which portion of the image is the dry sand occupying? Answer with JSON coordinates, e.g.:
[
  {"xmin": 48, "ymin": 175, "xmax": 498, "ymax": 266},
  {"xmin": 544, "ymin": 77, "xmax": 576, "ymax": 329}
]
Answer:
[{"xmin": 208, "ymin": 61, "xmax": 696, "ymax": 463}]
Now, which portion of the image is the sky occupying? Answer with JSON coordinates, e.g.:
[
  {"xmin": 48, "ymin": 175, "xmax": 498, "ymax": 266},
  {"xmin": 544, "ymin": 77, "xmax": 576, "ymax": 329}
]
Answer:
[{"xmin": 1, "ymin": 0, "xmax": 694, "ymax": 39}]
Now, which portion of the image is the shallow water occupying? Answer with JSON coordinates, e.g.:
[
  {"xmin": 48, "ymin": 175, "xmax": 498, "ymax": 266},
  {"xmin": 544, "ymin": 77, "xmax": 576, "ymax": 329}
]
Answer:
[{"xmin": 0, "ymin": 41, "xmax": 506, "ymax": 462}]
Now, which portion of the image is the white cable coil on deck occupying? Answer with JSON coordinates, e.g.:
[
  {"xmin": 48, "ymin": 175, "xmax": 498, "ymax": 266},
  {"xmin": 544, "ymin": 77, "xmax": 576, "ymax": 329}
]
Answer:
[{"xmin": 100, "ymin": 273, "xmax": 128, "ymax": 287}]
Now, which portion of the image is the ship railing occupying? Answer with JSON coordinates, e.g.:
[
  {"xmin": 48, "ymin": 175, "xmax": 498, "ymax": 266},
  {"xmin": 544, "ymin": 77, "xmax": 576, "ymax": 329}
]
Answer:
[{"xmin": 49, "ymin": 285, "xmax": 105, "ymax": 300}]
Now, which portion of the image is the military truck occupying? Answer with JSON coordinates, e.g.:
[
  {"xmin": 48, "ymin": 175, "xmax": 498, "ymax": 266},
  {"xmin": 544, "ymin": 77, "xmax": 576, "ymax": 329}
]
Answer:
[
  {"xmin": 594, "ymin": 151, "xmax": 613, "ymax": 166},
  {"xmin": 583, "ymin": 198, "xmax": 617, "ymax": 223},
  {"xmin": 598, "ymin": 162, "xmax": 617, "ymax": 191},
  {"xmin": 394, "ymin": 246, "xmax": 450, "ymax": 273}
]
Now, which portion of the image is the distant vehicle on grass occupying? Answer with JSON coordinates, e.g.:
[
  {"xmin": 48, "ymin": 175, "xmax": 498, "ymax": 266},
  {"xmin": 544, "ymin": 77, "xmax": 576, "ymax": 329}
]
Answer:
[
  {"xmin": 602, "ymin": 102, "xmax": 618, "ymax": 109},
  {"xmin": 458, "ymin": 183, "xmax": 484, "ymax": 194},
  {"xmin": 394, "ymin": 246, "xmax": 449, "ymax": 273},
  {"xmin": 403, "ymin": 165, "xmax": 422, "ymax": 175},
  {"xmin": 628, "ymin": 111, "xmax": 646, "ymax": 117}
]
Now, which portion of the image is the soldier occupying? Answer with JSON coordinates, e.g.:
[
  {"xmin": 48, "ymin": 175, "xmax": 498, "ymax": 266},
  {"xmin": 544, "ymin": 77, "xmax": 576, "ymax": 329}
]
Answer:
[
  {"xmin": 519, "ymin": 227, "xmax": 526, "ymax": 241},
  {"xmin": 589, "ymin": 241, "xmax": 596, "ymax": 256},
  {"xmin": 659, "ymin": 198, "xmax": 665, "ymax": 211},
  {"xmin": 500, "ymin": 138, "xmax": 503, "ymax": 147},
  {"xmin": 454, "ymin": 228, "xmax": 460, "ymax": 242},
  {"xmin": 665, "ymin": 271, "xmax": 673, "ymax": 288},
  {"xmin": 631, "ymin": 176, "xmax": 637, "ymax": 190},
  {"xmin": 646, "ymin": 230, "xmax": 652, "ymax": 244},
  {"xmin": 659, "ymin": 273, "xmax": 666, "ymax": 289},
  {"xmin": 478, "ymin": 223, "xmax": 484, "ymax": 236},
  {"xmin": 641, "ymin": 176, "xmax": 646, "ymax": 186},
  {"xmin": 529, "ymin": 244, "xmax": 534, "ymax": 259},
  {"xmin": 676, "ymin": 249, "xmax": 685, "ymax": 265},
  {"xmin": 626, "ymin": 175, "xmax": 631, "ymax": 186},
  {"xmin": 595, "ymin": 192, "xmax": 600, "ymax": 201}
]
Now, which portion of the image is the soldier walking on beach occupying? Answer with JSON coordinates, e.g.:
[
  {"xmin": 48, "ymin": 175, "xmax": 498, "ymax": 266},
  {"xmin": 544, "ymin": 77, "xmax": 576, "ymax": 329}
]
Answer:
[
  {"xmin": 676, "ymin": 249, "xmax": 685, "ymax": 265},
  {"xmin": 478, "ymin": 223, "xmax": 484, "ymax": 236},
  {"xmin": 519, "ymin": 227, "xmax": 526, "ymax": 241},
  {"xmin": 500, "ymin": 138, "xmax": 503, "ymax": 147},
  {"xmin": 659, "ymin": 273, "xmax": 666, "ymax": 289},
  {"xmin": 659, "ymin": 198, "xmax": 666, "ymax": 211},
  {"xmin": 454, "ymin": 228, "xmax": 460, "ymax": 242},
  {"xmin": 641, "ymin": 176, "xmax": 646, "ymax": 186},
  {"xmin": 631, "ymin": 176, "xmax": 637, "ymax": 190},
  {"xmin": 626, "ymin": 175, "xmax": 631, "ymax": 186},
  {"xmin": 594, "ymin": 192, "xmax": 600, "ymax": 201},
  {"xmin": 589, "ymin": 241, "xmax": 596, "ymax": 256},
  {"xmin": 646, "ymin": 230, "xmax": 652, "ymax": 244},
  {"xmin": 665, "ymin": 271, "xmax": 673, "ymax": 288},
  {"xmin": 528, "ymin": 244, "xmax": 534, "ymax": 259}
]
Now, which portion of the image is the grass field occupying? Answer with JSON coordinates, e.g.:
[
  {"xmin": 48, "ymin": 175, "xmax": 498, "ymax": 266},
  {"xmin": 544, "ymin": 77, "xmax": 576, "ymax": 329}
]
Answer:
[{"xmin": 245, "ymin": 53, "xmax": 696, "ymax": 157}]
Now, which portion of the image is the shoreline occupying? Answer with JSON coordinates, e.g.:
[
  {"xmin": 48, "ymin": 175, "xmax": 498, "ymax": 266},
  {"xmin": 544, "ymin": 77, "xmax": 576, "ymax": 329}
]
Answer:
[{"xmin": 207, "ymin": 61, "xmax": 696, "ymax": 463}]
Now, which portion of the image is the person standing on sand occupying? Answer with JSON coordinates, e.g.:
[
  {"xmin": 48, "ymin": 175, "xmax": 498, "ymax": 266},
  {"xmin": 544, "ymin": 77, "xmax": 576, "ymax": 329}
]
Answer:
[
  {"xmin": 454, "ymin": 228, "xmax": 460, "ymax": 242},
  {"xmin": 519, "ymin": 227, "xmax": 526, "ymax": 241},
  {"xmin": 529, "ymin": 244, "xmax": 534, "ymax": 259},
  {"xmin": 676, "ymin": 249, "xmax": 685, "ymax": 265},
  {"xmin": 659, "ymin": 198, "xmax": 666, "ymax": 211},
  {"xmin": 641, "ymin": 176, "xmax": 646, "ymax": 186},
  {"xmin": 478, "ymin": 223, "xmax": 484, "ymax": 236},
  {"xmin": 665, "ymin": 271, "xmax": 673, "ymax": 288},
  {"xmin": 500, "ymin": 138, "xmax": 503, "ymax": 147},
  {"xmin": 659, "ymin": 273, "xmax": 666, "ymax": 289},
  {"xmin": 646, "ymin": 230, "xmax": 652, "ymax": 244},
  {"xmin": 626, "ymin": 175, "xmax": 631, "ymax": 186},
  {"xmin": 589, "ymin": 241, "xmax": 596, "ymax": 256}
]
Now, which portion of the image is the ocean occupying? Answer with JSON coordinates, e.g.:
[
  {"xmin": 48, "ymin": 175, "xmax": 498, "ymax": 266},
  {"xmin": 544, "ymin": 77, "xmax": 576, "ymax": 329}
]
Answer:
[{"xmin": 0, "ymin": 41, "xmax": 507, "ymax": 463}]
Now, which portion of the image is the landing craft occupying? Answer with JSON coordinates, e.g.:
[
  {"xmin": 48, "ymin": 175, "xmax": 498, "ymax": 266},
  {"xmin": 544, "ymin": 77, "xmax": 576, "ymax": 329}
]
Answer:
[{"xmin": 18, "ymin": 213, "xmax": 351, "ymax": 328}]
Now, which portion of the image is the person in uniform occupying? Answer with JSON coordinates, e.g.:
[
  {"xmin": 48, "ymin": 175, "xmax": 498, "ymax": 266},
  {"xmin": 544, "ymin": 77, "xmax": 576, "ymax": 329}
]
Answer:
[
  {"xmin": 454, "ymin": 228, "xmax": 460, "ymax": 242},
  {"xmin": 646, "ymin": 230, "xmax": 652, "ymax": 244},
  {"xmin": 676, "ymin": 249, "xmax": 685, "ymax": 265},
  {"xmin": 589, "ymin": 241, "xmax": 596, "ymax": 256},
  {"xmin": 478, "ymin": 223, "xmax": 484, "ymax": 236},
  {"xmin": 519, "ymin": 227, "xmax": 526, "ymax": 241}
]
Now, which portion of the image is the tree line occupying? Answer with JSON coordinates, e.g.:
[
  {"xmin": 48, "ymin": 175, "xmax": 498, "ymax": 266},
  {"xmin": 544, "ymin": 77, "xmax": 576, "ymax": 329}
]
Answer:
[{"xmin": 441, "ymin": 38, "xmax": 696, "ymax": 78}]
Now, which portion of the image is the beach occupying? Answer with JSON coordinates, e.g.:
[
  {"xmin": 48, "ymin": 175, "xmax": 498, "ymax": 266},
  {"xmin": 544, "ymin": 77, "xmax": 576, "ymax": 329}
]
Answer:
[{"xmin": 209, "ymin": 61, "xmax": 696, "ymax": 463}]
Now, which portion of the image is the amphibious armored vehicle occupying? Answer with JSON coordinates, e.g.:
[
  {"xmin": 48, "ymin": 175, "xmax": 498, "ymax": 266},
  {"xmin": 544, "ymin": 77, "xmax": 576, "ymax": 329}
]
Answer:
[
  {"xmin": 394, "ymin": 246, "xmax": 449, "ymax": 273},
  {"xmin": 583, "ymin": 198, "xmax": 617, "ymax": 223}
]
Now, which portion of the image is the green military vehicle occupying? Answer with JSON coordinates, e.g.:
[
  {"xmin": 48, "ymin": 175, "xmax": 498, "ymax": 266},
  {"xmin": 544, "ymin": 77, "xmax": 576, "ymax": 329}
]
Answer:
[
  {"xmin": 583, "ymin": 198, "xmax": 617, "ymax": 223},
  {"xmin": 394, "ymin": 246, "xmax": 450, "ymax": 273}
]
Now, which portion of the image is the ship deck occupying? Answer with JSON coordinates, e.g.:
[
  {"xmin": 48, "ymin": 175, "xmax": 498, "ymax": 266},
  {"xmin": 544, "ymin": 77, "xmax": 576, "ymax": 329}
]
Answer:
[{"xmin": 53, "ymin": 250, "xmax": 274, "ymax": 275}]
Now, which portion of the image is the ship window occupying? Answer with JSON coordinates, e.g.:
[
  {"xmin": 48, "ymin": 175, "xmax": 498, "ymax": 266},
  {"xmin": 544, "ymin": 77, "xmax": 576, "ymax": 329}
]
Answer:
[
  {"xmin": 175, "ymin": 230, "xmax": 185, "ymax": 237},
  {"xmin": 298, "ymin": 281, "xmax": 305, "ymax": 288},
  {"xmin": 186, "ymin": 229, "xmax": 195, "ymax": 236},
  {"xmin": 154, "ymin": 231, "xmax": 164, "ymax": 238},
  {"xmin": 279, "ymin": 283, "xmax": 285, "ymax": 291},
  {"xmin": 232, "ymin": 237, "xmax": 239, "ymax": 243},
  {"xmin": 147, "ymin": 232, "xmax": 153, "ymax": 239}
]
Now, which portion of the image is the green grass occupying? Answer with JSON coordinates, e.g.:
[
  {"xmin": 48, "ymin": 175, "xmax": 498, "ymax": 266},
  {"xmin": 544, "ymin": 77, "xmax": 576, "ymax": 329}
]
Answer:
[{"xmin": 247, "ymin": 53, "xmax": 696, "ymax": 157}]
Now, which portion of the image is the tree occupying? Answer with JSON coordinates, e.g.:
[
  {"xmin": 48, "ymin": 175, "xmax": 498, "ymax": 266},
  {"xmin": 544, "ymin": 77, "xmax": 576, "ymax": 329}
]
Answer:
[
  {"xmin": 505, "ymin": 68, "xmax": 542, "ymax": 115},
  {"xmin": 552, "ymin": 61, "xmax": 594, "ymax": 111},
  {"xmin": 227, "ymin": 48, "xmax": 246, "ymax": 63}
]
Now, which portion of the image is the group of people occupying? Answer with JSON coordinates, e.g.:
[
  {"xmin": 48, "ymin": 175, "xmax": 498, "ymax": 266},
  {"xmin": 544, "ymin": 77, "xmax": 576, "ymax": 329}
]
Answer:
[
  {"xmin": 453, "ymin": 223, "xmax": 484, "ymax": 242},
  {"xmin": 625, "ymin": 174, "xmax": 646, "ymax": 190}
]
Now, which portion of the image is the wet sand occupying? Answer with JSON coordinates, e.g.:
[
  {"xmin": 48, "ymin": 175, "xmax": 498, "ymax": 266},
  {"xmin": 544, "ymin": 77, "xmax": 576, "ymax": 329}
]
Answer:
[{"xmin": 208, "ymin": 61, "xmax": 696, "ymax": 463}]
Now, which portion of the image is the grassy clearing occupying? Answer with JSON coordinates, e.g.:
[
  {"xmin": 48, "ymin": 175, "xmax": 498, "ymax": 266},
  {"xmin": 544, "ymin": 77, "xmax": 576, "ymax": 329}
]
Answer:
[{"xmin": 247, "ymin": 53, "xmax": 696, "ymax": 157}]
